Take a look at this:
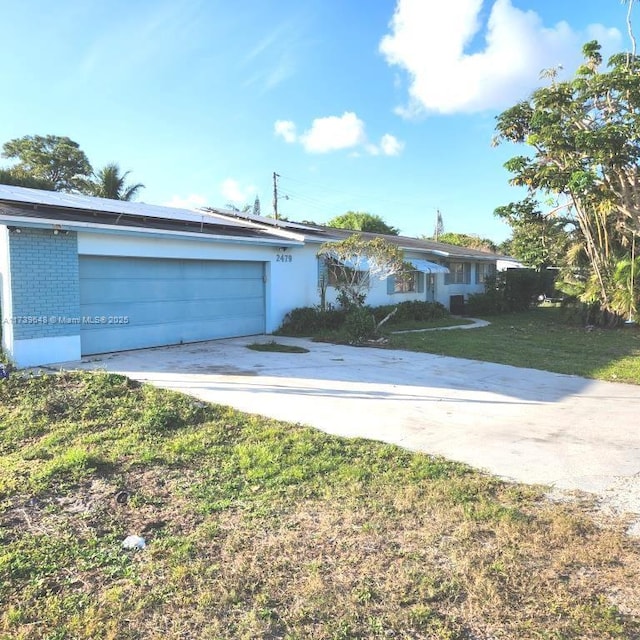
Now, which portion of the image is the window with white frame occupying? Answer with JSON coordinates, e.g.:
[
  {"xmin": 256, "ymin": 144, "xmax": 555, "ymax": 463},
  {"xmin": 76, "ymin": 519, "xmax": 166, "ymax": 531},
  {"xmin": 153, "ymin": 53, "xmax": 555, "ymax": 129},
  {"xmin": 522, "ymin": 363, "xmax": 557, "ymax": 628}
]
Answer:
[
  {"xmin": 444, "ymin": 262, "xmax": 470, "ymax": 285},
  {"xmin": 475, "ymin": 262, "xmax": 496, "ymax": 284}
]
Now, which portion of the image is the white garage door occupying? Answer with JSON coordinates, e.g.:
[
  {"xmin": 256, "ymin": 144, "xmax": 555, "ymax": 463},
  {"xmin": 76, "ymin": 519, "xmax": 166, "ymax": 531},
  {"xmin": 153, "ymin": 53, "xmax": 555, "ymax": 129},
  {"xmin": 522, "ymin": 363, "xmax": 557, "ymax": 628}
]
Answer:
[{"xmin": 79, "ymin": 256, "xmax": 265, "ymax": 355}]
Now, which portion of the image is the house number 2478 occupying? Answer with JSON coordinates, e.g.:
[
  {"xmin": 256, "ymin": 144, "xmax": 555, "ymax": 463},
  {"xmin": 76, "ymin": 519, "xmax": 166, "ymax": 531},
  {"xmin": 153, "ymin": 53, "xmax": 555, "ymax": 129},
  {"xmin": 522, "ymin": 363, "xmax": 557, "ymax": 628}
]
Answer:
[{"xmin": 276, "ymin": 254, "xmax": 292, "ymax": 263}]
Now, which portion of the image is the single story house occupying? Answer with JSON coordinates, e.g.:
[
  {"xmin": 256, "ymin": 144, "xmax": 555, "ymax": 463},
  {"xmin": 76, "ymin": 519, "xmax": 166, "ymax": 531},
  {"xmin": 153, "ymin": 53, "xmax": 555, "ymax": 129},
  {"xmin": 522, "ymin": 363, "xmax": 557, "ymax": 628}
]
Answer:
[{"xmin": 0, "ymin": 185, "xmax": 499, "ymax": 367}]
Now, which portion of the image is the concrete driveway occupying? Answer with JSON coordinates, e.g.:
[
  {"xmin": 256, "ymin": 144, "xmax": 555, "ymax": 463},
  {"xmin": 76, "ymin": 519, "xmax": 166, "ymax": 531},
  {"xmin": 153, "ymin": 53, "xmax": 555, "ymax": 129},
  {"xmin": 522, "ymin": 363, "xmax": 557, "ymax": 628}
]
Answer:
[{"xmin": 69, "ymin": 335, "xmax": 640, "ymax": 532}]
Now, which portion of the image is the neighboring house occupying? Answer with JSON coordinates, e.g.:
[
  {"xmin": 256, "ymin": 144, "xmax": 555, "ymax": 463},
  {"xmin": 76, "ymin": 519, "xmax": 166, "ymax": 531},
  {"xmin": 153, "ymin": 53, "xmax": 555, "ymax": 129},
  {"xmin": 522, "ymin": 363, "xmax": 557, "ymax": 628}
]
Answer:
[
  {"xmin": 497, "ymin": 256, "xmax": 525, "ymax": 271},
  {"xmin": 0, "ymin": 185, "xmax": 499, "ymax": 367}
]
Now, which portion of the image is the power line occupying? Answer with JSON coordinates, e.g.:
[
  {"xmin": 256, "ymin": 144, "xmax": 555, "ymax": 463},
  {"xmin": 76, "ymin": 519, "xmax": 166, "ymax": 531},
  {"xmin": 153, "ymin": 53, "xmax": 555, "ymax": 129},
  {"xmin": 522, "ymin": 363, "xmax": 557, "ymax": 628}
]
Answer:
[{"xmin": 278, "ymin": 172, "xmax": 438, "ymax": 213}]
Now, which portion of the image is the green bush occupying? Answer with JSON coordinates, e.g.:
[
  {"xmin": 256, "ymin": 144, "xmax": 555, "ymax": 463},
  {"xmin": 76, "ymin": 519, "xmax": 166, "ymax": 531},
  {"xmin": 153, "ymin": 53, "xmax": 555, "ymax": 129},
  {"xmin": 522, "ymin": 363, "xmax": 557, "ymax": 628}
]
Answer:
[
  {"xmin": 278, "ymin": 301, "xmax": 451, "ymax": 338},
  {"xmin": 276, "ymin": 307, "xmax": 347, "ymax": 336},
  {"xmin": 502, "ymin": 269, "xmax": 540, "ymax": 311},
  {"xmin": 467, "ymin": 289, "xmax": 509, "ymax": 315},
  {"xmin": 344, "ymin": 307, "xmax": 377, "ymax": 343},
  {"xmin": 468, "ymin": 271, "xmax": 541, "ymax": 315},
  {"xmin": 373, "ymin": 301, "xmax": 448, "ymax": 323}
]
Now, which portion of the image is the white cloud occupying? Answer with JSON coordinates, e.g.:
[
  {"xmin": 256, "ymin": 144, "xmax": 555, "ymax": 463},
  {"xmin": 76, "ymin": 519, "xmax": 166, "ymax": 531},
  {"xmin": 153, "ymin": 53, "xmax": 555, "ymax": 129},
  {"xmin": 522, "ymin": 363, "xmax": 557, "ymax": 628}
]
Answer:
[
  {"xmin": 379, "ymin": 0, "xmax": 622, "ymax": 115},
  {"xmin": 300, "ymin": 112, "xmax": 366, "ymax": 153},
  {"xmin": 275, "ymin": 112, "xmax": 404, "ymax": 157},
  {"xmin": 379, "ymin": 134, "xmax": 404, "ymax": 156},
  {"xmin": 221, "ymin": 178, "xmax": 256, "ymax": 204},
  {"xmin": 274, "ymin": 119, "xmax": 297, "ymax": 143},
  {"xmin": 164, "ymin": 194, "xmax": 207, "ymax": 210}
]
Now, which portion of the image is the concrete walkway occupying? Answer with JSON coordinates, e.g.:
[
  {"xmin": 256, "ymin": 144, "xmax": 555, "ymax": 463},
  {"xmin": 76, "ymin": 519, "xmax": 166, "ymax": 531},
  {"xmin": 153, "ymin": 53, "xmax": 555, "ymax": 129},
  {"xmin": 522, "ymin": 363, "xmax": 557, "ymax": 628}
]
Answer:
[
  {"xmin": 67, "ymin": 335, "xmax": 640, "ymax": 534},
  {"xmin": 391, "ymin": 317, "xmax": 490, "ymax": 333}
]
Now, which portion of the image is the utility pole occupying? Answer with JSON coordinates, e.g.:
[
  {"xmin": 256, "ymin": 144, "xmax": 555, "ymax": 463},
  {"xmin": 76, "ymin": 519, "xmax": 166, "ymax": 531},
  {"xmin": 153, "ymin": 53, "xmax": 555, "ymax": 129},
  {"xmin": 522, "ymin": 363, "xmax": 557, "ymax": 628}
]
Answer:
[{"xmin": 272, "ymin": 172, "xmax": 280, "ymax": 220}]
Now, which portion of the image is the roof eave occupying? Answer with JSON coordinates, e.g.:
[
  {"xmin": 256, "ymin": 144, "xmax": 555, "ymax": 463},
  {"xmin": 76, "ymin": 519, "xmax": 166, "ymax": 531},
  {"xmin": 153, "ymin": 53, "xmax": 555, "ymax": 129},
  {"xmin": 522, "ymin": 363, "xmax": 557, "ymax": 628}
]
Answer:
[{"xmin": 0, "ymin": 214, "xmax": 305, "ymax": 247}]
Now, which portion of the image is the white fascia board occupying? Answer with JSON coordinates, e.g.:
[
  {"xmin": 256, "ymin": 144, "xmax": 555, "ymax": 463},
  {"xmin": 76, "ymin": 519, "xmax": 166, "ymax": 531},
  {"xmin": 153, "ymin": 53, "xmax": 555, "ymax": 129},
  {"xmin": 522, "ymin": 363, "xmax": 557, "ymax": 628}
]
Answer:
[
  {"xmin": 0, "ymin": 226, "xmax": 14, "ymax": 351},
  {"xmin": 203, "ymin": 210, "xmax": 307, "ymax": 242},
  {"xmin": 427, "ymin": 248, "xmax": 496, "ymax": 261},
  {"xmin": 445, "ymin": 253, "xmax": 497, "ymax": 261},
  {"xmin": 0, "ymin": 214, "xmax": 305, "ymax": 247},
  {"xmin": 258, "ymin": 227, "xmax": 306, "ymax": 243}
]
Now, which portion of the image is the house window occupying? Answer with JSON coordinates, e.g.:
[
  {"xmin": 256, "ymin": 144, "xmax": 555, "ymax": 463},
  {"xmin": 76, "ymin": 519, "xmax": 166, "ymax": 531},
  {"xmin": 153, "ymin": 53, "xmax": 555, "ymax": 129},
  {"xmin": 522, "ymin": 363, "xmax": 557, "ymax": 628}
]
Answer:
[
  {"xmin": 394, "ymin": 271, "xmax": 419, "ymax": 293},
  {"xmin": 444, "ymin": 262, "xmax": 470, "ymax": 285},
  {"xmin": 324, "ymin": 259, "xmax": 367, "ymax": 287},
  {"xmin": 476, "ymin": 262, "xmax": 496, "ymax": 284}
]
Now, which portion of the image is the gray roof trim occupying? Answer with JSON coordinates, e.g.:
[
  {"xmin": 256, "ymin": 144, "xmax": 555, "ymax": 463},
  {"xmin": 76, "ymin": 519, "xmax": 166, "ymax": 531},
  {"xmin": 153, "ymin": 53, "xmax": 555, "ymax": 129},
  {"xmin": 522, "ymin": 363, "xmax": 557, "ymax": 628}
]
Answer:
[
  {"xmin": 210, "ymin": 212, "xmax": 499, "ymax": 261},
  {"xmin": 293, "ymin": 225, "xmax": 499, "ymax": 261},
  {"xmin": 203, "ymin": 207, "xmax": 332, "ymax": 234}
]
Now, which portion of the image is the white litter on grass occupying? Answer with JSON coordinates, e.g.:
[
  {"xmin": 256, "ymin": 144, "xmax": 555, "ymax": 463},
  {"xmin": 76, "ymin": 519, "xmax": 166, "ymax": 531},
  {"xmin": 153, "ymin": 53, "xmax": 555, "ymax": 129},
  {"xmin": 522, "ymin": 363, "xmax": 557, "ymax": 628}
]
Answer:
[{"xmin": 122, "ymin": 535, "xmax": 146, "ymax": 550}]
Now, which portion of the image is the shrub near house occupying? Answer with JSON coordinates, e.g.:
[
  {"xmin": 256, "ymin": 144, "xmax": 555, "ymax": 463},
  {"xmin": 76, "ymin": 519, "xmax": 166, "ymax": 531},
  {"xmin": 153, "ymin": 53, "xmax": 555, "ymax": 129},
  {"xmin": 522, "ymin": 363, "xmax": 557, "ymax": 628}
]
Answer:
[
  {"xmin": 277, "ymin": 301, "xmax": 450, "ymax": 340},
  {"xmin": 467, "ymin": 269, "xmax": 540, "ymax": 315}
]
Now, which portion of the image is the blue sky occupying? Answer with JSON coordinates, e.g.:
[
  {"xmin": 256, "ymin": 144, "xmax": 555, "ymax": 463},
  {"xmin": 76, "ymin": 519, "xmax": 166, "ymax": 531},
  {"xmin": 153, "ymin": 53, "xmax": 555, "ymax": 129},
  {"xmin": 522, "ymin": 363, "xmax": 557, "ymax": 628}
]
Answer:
[{"xmin": 0, "ymin": 0, "xmax": 633, "ymax": 242}]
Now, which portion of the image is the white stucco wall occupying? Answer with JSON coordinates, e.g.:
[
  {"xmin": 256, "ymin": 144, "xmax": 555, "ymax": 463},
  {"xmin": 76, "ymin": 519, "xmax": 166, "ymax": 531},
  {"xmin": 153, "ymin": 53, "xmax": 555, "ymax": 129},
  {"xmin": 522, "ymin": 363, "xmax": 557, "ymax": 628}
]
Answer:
[
  {"xmin": 0, "ymin": 226, "xmax": 12, "ymax": 358},
  {"xmin": 11, "ymin": 336, "xmax": 81, "ymax": 368}
]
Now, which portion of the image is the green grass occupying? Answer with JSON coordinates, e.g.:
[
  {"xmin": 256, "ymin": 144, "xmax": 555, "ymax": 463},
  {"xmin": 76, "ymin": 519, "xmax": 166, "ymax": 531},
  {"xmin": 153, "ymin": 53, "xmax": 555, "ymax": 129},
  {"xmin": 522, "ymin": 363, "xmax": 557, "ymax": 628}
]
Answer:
[
  {"xmin": 1, "ymin": 371, "xmax": 639, "ymax": 639},
  {"xmin": 389, "ymin": 306, "xmax": 640, "ymax": 384},
  {"xmin": 247, "ymin": 341, "xmax": 310, "ymax": 353}
]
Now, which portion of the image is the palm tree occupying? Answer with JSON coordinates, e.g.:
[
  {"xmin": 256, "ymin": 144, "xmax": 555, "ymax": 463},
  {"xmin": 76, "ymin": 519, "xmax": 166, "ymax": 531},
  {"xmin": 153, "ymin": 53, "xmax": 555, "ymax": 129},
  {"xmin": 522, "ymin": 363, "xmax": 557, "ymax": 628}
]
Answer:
[
  {"xmin": 90, "ymin": 163, "xmax": 144, "ymax": 201},
  {"xmin": 225, "ymin": 202, "xmax": 251, "ymax": 213}
]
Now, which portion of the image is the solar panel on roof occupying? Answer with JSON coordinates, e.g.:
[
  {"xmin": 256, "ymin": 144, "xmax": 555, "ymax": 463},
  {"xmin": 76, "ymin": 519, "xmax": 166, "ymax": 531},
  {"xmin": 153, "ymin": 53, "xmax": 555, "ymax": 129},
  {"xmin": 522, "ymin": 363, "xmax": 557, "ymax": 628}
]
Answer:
[{"xmin": 0, "ymin": 184, "xmax": 252, "ymax": 229}]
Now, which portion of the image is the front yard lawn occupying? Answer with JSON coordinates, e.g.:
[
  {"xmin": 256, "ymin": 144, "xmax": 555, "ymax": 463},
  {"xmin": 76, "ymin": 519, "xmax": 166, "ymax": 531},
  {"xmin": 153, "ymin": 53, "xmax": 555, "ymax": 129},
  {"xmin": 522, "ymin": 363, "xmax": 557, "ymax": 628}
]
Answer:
[
  {"xmin": 1, "ymin": 371, "xmax": 639, "ymax": 639},
  {"xmin": 389, "ymin": 307, "xmax": 640, "ymax": 384}
]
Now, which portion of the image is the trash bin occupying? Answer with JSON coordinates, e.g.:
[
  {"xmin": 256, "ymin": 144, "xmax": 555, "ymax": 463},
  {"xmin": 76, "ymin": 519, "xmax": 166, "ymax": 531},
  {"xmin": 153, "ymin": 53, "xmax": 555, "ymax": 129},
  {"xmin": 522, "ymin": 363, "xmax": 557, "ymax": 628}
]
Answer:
[{"xmin": 449, "ymin": 295, "xmax": 465, "ymax": 315}]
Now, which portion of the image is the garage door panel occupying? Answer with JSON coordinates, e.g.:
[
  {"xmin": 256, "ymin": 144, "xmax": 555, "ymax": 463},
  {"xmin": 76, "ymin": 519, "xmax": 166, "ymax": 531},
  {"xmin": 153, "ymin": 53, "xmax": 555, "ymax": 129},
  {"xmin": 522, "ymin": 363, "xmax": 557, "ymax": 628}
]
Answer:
[
  {"xmin": 79, "ymin": 256, "xmax": 266, "ymax": 355},
  {"xmin": 81, "ymin": 275, "xmax": 265, "ymax": 305},
  {"xmin": 81, "ymin": 315, "xmax": 263, "ymax": 352},
  {"xmin": 80, "ymin": 279, "xmax": 251, "ymax": 305},
  {"xmin": 81, "ymin": 296, "xmax": 265, "ymax": 325},
  {"xmin": 81, "ymin": 258, "xmax": 264, "ymax": 280}
]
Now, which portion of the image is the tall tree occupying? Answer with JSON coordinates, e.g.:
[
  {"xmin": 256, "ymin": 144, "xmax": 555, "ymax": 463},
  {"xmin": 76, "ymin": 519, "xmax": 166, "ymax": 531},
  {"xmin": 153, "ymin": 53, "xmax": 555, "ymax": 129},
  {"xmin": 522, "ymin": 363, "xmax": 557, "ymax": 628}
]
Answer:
[
  {"xmin": 427, "ymin": 231, "xmax": 498, "ymax": 253},
  {"xmin": 1, "ymin": 135, "xmax": 92, "ymax": 192},
  {"xmin": 0, "ymin": 168, "xmax": 54, "ymax": 191},
  {"xmin": 253, "ymin": 195, "xmax": 261, "ymax": 216},
  {"xmin": 225, "ymin": 202, "xmax": 251, "ymax": 213},
  {"xmin": 89, "ymin": 163, "xmax": 144, "ymax": 201},
  {"xmin": 494, "ymin": 199, "xmax": 572, "ymax": 269},
  {"xmin": 326, "ymin": 211, "xmax": 399, "ymax": 235},
  {"xmin": 493, "ymin": 39, "xmax": 640, "ymax": 322}
]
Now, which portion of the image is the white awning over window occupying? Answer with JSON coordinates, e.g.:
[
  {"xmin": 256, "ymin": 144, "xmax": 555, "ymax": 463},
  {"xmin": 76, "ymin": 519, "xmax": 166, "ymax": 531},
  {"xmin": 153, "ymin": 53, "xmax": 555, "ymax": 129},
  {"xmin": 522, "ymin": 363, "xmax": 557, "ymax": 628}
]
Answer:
[{"xmin": 408, "ymin": 259, "xmax": 449, "ymax": 274}]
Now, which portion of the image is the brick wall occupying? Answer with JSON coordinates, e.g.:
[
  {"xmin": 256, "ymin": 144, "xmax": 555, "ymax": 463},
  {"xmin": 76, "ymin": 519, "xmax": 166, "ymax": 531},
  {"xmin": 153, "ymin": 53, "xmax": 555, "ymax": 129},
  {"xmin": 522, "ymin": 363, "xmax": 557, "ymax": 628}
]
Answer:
[{"xmin": 8, "ymin": 228, "xmax": 80, "ymax": 339}]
